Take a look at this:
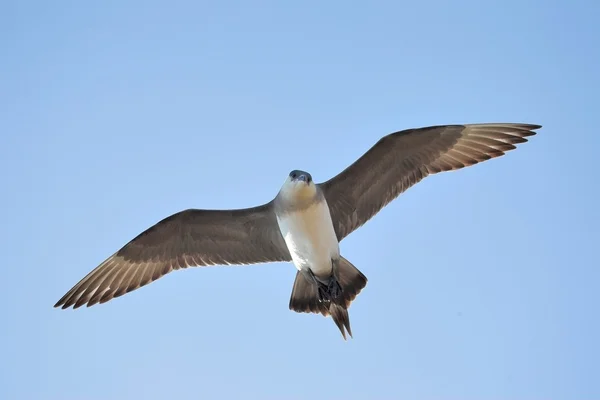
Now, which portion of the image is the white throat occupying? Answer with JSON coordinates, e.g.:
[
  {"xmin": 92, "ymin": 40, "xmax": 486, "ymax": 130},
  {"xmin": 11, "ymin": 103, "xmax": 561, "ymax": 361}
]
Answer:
[{"xmin": 278, "ymin": 179, "xmax": 317, "ymax": 206}]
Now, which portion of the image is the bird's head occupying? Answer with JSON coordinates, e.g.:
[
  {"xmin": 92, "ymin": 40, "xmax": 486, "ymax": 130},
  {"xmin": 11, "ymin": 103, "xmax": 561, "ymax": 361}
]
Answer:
[{"xmin": 279, "ymin": 169, "xmax": 316, "ymax": 203}]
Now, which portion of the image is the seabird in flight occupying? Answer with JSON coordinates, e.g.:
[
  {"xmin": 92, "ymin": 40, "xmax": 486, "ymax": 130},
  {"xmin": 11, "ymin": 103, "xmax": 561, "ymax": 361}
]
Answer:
[{"xmin": 55, "ymin": 122, "xmax": 540, "ymax": 339}]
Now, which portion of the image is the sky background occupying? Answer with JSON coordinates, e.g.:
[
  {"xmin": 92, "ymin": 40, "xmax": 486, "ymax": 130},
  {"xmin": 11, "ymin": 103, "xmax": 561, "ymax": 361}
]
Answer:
[{"xmin": 1, "ymin": 1, "xmax": 599, "ymax": 399}]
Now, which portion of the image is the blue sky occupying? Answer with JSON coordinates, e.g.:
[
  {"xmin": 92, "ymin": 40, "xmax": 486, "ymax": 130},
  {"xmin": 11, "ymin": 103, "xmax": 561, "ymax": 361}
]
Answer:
[{"xmin": 1, "ymin": 1, "xmax": 599, "ymax": 399}]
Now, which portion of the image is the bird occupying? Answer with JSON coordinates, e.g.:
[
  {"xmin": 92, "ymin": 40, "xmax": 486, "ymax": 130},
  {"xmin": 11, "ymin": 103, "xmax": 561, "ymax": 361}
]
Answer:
[{"xmin": 54, "ymin": 122, "xmax": 540, "ymax": 339}]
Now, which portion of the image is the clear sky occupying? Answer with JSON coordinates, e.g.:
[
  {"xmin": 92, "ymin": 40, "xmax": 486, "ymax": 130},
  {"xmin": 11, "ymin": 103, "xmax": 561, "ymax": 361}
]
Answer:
[{"xmin": 2, "ymin": 1, "xmax": 599, "ymax": 399}]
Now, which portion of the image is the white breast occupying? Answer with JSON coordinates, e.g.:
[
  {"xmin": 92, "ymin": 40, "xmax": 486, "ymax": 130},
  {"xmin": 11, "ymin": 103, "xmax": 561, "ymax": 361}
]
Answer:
[{"xmin": 276, "ymin": 200, "xmax": 340, "ymax": 276}]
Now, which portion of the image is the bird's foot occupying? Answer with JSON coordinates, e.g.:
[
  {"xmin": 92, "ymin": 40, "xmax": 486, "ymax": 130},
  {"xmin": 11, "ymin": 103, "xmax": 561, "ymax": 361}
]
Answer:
[
  {"xmin": 317, "ymin": 281, "xmax": 330, "ymax": 303},
  {"xmin": 327, "ymin": 278, "xmax": 343, "ymax": 300},
  {"xmin": 302, "ymin": 267, "xmax": 343, "ymax": 303}
]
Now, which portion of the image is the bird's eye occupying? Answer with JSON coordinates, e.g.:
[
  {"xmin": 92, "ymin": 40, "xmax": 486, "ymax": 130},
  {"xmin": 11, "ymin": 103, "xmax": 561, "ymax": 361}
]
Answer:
[{"xmin": 291, "ymin": 172, "xmax": 297, "ymax": 178}]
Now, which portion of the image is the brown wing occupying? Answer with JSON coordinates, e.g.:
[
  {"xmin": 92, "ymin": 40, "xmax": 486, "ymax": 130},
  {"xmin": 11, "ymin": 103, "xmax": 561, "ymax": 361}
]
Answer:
[
  {"xmin": 55, "ymin": 201, "xmax": 291, "ymax": 309},
  {"xmin": 319, "ymin": 123, "xmax": 540, "ymax": 241}
]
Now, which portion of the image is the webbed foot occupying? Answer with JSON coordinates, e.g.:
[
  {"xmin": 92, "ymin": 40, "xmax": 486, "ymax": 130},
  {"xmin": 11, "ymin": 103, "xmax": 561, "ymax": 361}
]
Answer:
[
  {"xmin": 327, "ymin": 278, "xmax": 343, "ymax": 300},
  {"xmin": 317, "ymin": 282, "xmax": 329, "ymax": 303}
]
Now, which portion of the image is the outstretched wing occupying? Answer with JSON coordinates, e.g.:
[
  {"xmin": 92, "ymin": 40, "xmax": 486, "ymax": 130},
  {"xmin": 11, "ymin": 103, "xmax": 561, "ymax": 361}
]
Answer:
[
  {"xmin": 55, "ymin": 201, "xmax": 291, "ymax": 309},
  {"xmin": 319, "ymin": 123, "xmax": 540, "ymax": 241}
]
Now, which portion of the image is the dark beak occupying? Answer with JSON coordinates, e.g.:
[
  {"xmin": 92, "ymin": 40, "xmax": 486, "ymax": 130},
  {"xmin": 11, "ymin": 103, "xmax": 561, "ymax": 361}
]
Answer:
[{"xmin": 297, "ymin": 174, "xmax": 308, "ymax": 183}]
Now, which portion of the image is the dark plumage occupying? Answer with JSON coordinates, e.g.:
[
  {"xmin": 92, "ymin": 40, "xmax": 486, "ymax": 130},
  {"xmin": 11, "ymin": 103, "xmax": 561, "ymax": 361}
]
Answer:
[
  {"xmin": 54, "ymin": 206, "xmax": 291, "ymax": 309},
  {"xmin": 321, "ymin": 123, "xmax": 539, "ymax": 240},
  {"xmin": 55, "ymin": 122, "xmax": 539, "ymax": 339}
]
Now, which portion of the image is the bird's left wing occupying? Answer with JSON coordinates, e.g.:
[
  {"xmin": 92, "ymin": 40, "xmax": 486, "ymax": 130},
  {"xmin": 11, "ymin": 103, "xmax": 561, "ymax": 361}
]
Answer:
[
  {"xmin": 319, "ymin": 123, "xmax": 540, "ymax": 241},
  {"xmin": 55, "ymin": 201, "xmax": 291, "ymax": 309}
]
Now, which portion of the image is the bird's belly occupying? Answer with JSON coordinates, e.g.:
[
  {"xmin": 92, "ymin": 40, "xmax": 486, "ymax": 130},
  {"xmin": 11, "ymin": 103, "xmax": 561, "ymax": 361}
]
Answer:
[{"xmin": 276, "ymin": 202, "xmax": 339, "ymax": 277}]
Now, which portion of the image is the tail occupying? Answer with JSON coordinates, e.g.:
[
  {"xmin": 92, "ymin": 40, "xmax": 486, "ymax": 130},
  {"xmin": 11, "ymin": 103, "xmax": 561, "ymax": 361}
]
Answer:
[{"xmin": 289, "ymin": 256, "xmax": 368, "ymax": 340}]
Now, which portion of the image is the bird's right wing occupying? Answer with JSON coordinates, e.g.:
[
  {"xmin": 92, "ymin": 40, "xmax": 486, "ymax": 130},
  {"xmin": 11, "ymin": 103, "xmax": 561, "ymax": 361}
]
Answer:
[
  {"xmin": 319, "ymin": 123, "xmax": 540, "ymax": 241},
  {"xmin": 55, "ymin": 201, "xmax": 291, "ymax": 309}
]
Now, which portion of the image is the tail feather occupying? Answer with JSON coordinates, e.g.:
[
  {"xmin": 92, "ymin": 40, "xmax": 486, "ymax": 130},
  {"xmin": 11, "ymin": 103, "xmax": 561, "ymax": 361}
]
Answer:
[
  {"xmin": 329, "ymin": 303, "xmax": 352, "ymax": 340},
  {"xmin": 335, "ymin": 257, "xmax": 368, "ymax": 309},
  {"xmin": 289, "ymin": 256, "xmax": 367, "ymax": 339},
  {"xmin": 288, "ymin": 271, "xmax": 329, "ymax": 317}
]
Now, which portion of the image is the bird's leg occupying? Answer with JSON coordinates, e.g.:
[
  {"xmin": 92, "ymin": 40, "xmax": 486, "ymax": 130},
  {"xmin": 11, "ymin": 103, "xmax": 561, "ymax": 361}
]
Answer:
[
  {"xmin": 327, "ymin": 259, "xmax": 343, "ymax": 300},
  {"xmin": 301, "ymin": 268, "xmax": 330, "ymax": 303}
]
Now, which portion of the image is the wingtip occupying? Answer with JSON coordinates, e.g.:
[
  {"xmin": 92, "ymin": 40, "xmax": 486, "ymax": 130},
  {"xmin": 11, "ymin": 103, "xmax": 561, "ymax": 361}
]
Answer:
[
  {"xmin": 521, "ymin": 123, "xmax": 542, "ymax": 134},
  {"xmin": 53, "ymin": 296, "xmax": 82, "ymax": 310},
  {"xmin": 54, "ymin": 302, "xmax": 71, "ymax": 310},
  {"xmin": 53, "ymin": 299, "xmax": 66, "ymax": 309},
  {"xmin": 466, "ymin": 122, "xmax": 542, "ymax": 130},
  {"xmin": 514, "ymin": 123, "xmax": 542, "ymax": 130}
]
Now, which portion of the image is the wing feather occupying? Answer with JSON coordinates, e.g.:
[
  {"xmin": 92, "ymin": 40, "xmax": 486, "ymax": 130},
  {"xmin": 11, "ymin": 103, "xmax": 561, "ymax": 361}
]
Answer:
[
  {"xmin": 319, "ymin": 123, "xmax": 540, "ymax": 241},
  {"xmin": 55, "ymin": 202, "xmax": 291, "ymax": 309}
]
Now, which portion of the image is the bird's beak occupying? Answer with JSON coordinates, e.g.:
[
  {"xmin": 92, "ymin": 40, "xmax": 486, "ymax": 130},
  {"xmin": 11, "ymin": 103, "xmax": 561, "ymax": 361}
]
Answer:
[{"xmin": 297, "ymin": 174, "xmax": 308, "ymax": 183}]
